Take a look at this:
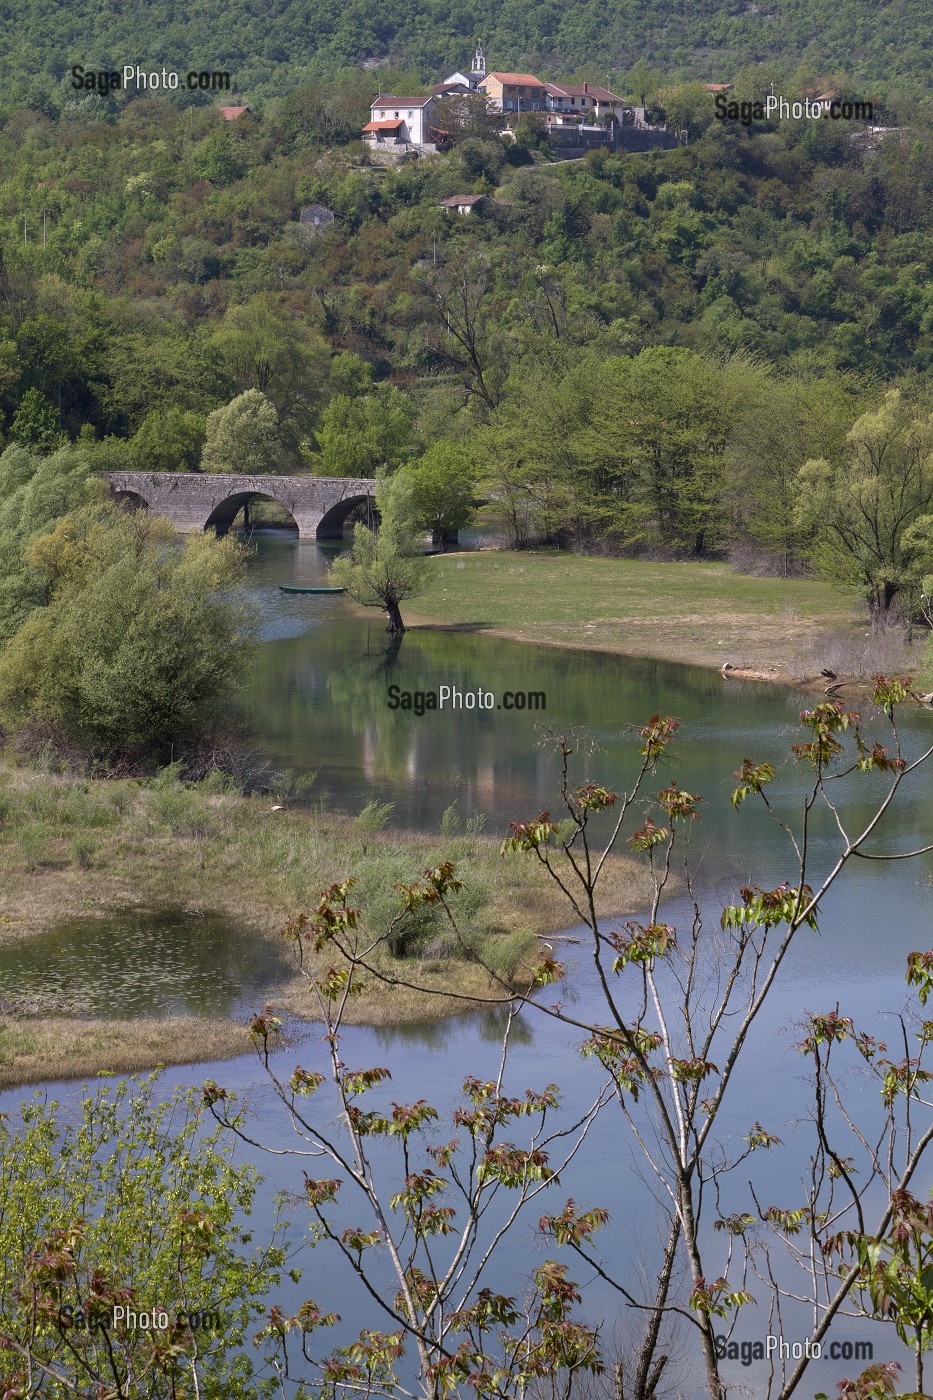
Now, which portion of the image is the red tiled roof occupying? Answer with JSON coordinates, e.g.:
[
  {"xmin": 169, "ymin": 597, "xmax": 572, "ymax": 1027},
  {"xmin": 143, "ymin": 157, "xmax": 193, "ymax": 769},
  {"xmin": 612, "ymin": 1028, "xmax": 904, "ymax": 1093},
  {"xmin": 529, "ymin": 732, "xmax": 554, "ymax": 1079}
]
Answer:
[
  {"xmin": 558, "ymin": 84, "xmax": 620, "ymax": 101},
  {"xmin": 703, "ymin": 83, "xmax": 733, "ymax": 92},
  {"xmin": 362, "ymin": 119, "xmax": 404, "ymax": 131},
  {"xmin": 481, "ymin": 72, "xmax": 545, "ymax": 87},
  {"xmin": 439, "ymin": 194, "xmax": 486, "ymax": 206},
  {"xmin": 219, "ymin": 106, "xmax": 249, "ymax": 120},
  {"xmin": 371, "ymin": 95, "xmax": 434, "ymax": 107}
]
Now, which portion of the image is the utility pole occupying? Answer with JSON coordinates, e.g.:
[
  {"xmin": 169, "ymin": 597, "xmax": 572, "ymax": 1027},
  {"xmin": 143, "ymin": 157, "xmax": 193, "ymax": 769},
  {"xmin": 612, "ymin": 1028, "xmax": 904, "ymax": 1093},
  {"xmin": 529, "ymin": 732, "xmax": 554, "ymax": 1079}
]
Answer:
[
  {"xmin": 23, "ymin": 216, "xmax": 27, "ymax": 247},
  {"xmin": 43, "ymin": 209, "xmax": 47, "ymax": 250}
]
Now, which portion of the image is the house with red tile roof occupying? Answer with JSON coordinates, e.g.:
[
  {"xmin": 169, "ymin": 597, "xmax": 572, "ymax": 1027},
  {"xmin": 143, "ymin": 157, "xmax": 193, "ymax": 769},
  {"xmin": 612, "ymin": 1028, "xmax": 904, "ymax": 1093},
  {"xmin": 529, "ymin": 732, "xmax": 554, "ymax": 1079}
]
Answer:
[
  {"xmin": 545, "ymin": 82, "xmax": 628, "ymax": 126},
  {"xmin": 478, "ymin": 72, "xmax": 547, "ymax": 113},
  {"xmin": 363, "ymin": 95, "xmax": 437, "ymax": 145}
]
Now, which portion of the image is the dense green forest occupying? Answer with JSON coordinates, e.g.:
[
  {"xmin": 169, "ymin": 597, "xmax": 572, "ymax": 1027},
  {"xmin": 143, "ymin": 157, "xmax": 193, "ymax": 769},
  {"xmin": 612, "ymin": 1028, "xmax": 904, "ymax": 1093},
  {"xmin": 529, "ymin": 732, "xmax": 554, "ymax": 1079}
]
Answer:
[
  {"xmin": 2, "ymin": 77, "xmax": 933, "ymax": 655},
  {"xmin": 2, "ymin": 0, "xmax": 931, "ymax": 114},
  {"xmin": 4, "ymin": 95, "xmax": 933, "ymax": 424}
]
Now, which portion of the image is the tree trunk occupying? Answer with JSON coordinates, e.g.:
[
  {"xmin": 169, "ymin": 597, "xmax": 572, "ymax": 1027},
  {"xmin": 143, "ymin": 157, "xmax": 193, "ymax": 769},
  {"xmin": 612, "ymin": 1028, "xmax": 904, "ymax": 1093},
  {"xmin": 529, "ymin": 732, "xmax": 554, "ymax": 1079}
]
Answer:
[
  {"xmin": 631, "ymin": 1215, "xmax": 680, "ymax": 1399},
  {"xmin": 385, "ymin": 598, "xmax": 406, "ymax": 634},
  {"xmin": 871, "ymin": 578, "xmax": 898, "ymax": 627},
  {"xmin": 678, "ymin": 1175, "xmax": 726, "ymax": 1400}
]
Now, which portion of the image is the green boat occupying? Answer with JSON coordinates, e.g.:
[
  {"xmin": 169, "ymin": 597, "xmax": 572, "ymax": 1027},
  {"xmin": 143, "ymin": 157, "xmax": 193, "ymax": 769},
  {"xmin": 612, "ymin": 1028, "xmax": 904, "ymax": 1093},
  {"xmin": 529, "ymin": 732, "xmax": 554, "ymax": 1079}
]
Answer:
[{"xmin": 278, "ymin": 584, "xmax": 346, "ymax": 594}]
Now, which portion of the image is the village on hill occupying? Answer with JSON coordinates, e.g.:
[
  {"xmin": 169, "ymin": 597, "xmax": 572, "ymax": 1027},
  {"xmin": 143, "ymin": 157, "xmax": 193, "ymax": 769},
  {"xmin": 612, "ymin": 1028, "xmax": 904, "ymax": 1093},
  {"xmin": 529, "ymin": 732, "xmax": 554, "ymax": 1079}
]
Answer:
[{"xmin": 362, "ymin": 40, "xmax": 687, "ymax": 160}]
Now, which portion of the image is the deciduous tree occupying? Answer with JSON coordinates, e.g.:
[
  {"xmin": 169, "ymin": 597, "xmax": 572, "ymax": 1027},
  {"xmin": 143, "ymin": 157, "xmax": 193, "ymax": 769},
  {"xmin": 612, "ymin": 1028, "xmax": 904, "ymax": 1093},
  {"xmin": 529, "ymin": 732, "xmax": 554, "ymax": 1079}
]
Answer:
[
  {"xmin": 212, "ymin": 685, "xmax": 933, "ymax": 1400},
  {"xmin": 201, "ymin": 389, "xmax": 286, "ymax": 475},
  {"xmin": 796, "ymin": 389, "xmax": 933, "ymax": 622},
  {"xmin": 211, "ymin": 295, "xmax": 328, "ymax": 438},
  {"xmin": 405, "ymin": 440, "xmax": 478, "ymax": 546},
  {"xmin": 131, "ymin": 405, "xmax": 206, "ymax": 472},
  {"xmin": 329, "ymin": 472, "xmax": 428, "ymax": 633},
  {"xmin": 0, "ymin": 1074, "xmax": 287, "ymax": 1399},
  {"xmin": 316, "ymin": 385, "xmax": 418, "ymax": 478},
  {"xmin": 0, "ymin": 503, "xmax": 254, "ymax": 758}
]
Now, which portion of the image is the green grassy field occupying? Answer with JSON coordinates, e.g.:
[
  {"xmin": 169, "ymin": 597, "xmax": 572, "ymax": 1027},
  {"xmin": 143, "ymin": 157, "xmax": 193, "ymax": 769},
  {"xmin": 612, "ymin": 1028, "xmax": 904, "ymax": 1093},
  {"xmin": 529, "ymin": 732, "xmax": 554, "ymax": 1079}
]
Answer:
[{"xmin": 408, "ymin": 552, "xmax": 865, "ymax": 676}]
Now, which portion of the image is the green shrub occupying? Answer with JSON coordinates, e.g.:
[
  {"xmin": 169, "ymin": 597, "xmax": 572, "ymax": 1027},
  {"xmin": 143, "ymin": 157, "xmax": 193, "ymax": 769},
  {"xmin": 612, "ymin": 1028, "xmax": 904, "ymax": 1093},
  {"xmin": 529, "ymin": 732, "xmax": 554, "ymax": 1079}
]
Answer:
[{"xmin": 70, "ymin": 834, "xmax": 97, "ymax": 869}]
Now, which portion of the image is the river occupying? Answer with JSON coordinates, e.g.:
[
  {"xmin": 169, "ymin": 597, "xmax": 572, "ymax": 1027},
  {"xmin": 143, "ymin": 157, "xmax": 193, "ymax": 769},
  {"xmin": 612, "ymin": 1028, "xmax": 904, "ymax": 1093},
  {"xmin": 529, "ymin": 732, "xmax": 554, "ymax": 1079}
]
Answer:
[{"xmin": 3, "ymin": 535, "xmax": 932, "ymax": 1396}]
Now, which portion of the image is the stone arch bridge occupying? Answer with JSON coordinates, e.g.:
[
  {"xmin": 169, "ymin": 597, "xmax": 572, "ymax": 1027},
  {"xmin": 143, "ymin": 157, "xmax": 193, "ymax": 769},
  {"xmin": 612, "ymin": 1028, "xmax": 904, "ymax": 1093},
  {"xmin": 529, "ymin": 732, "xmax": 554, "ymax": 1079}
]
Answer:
[{"xmin": 106, "ymin": 472, "xmax": 378, "ymax": 539}]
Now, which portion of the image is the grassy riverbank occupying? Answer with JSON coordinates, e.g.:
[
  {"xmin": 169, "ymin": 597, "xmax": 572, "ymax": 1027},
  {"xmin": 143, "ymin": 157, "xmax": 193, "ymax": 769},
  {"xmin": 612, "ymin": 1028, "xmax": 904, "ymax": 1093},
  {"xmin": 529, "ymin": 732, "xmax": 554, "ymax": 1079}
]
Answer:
[
  {"xmin": 0, "ymin": 760, "xmax": 653, "ymax": 1089},
  {"xmin": 407, "ymin": 552, "xmax": 866, "ymax": 677}
]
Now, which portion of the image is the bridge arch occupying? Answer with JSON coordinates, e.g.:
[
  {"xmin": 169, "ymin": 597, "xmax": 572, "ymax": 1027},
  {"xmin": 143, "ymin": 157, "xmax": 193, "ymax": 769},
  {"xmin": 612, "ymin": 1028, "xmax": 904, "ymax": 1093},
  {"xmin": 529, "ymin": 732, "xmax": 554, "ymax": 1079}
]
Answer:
[
  {"xmin": 111, "ymin": 488, "xmax": 150, "ymax": 514},
  {"xmin": 203, "ymin": 490, "xmax": 299, "ymax": 537},
  {"xmin": 316, "ymin": 493, "xmax": 378, "ymax": 539}
]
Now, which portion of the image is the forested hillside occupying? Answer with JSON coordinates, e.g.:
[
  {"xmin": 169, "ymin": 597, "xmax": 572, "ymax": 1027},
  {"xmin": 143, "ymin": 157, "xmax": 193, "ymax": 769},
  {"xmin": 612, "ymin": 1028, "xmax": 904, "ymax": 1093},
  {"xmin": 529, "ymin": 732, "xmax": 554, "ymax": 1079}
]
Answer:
[
  {"xmin": 2, "ymin": 0, "xmax": 929, "ymax": 116},
  {"xmin": 1, "ymin": 88, "xmax": 933, "ymax": 579}
]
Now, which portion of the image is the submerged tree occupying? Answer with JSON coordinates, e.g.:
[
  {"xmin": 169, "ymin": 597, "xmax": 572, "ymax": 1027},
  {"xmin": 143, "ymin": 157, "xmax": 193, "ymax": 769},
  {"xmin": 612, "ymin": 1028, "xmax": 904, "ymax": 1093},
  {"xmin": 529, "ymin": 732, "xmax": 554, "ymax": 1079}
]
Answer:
[
  {"xmin": 329, "ymin": 472, "xmax": 428, "ymax": 633},
  {"xmin": 207, "ymin": 680, "xmax": 933, "ymax": 1399}
]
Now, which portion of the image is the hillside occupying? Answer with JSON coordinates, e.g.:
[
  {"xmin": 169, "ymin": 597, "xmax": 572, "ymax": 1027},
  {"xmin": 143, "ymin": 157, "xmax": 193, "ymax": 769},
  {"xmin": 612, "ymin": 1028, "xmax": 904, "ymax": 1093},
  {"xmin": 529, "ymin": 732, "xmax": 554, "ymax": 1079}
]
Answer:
[
  {"xmin": 2, "ymin": 30, "xmax": 933, "ymax": 587},
  {"xmin": 2, "ymin": 0, "xmax": 928, "ymax": 115}
]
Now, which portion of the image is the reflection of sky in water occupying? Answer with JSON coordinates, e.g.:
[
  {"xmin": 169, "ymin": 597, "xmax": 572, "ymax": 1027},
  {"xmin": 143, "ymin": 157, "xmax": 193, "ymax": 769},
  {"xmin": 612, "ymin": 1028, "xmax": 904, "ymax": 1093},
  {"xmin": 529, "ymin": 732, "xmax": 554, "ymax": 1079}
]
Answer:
[
  {"xmin": 257, "ymin": 612, "xmax": 321, "ymax": 642},
  {"xmin": 2, "ymin": 929, "xmax": 921, "ymax": 1397},
  {"xmin": 0, "ymin": 907, "xmax": 291, "ymax": 1019},
  {"xmin": 1, "ymin": 535, "xmax": 929, "ymax": 1396}
]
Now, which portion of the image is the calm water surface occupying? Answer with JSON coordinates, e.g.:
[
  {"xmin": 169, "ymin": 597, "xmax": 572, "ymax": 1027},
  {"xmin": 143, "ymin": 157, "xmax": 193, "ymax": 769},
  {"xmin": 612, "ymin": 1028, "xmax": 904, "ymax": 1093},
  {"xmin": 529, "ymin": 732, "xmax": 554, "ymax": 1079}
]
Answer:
[
  {"xmin": 3, "ymin": 536, "xmax": 931, "ymax": 1394},
  {"xmin": 0, "ymin": 907, "xmax": 292, "ymax": 1018}
]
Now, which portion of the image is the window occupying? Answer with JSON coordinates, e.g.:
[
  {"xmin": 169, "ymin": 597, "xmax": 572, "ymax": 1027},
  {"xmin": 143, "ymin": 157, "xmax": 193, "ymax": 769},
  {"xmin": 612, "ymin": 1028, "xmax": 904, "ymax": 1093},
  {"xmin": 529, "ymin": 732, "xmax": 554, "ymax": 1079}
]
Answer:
[{"xmin": 407, "ymin": 110, "xmax": 413, "ymax": 118}]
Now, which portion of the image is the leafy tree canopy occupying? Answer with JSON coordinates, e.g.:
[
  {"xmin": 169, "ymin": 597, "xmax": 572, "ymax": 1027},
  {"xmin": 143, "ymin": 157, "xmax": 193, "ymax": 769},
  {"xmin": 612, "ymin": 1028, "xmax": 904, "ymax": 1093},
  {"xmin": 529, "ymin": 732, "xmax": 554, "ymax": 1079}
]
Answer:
[
  {"xmin": 0, "ymin": 1074, "xmax": 288, "ymax": 1399},
  {"xmin": 201, "ymin": 389, "xmax": 285, "ymax": 474},
  {"xmin": 0, "ymin": 501, "xmax": 254, "ymax": 757}
]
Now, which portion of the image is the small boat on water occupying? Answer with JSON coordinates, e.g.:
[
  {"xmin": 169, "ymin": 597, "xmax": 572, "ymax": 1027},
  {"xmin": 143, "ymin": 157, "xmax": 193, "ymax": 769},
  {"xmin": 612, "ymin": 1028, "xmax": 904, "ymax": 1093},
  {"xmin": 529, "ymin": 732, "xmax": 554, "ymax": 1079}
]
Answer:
[{"xmin": 278, "ymin": 584, "xmax": 346, "ymax": 594}]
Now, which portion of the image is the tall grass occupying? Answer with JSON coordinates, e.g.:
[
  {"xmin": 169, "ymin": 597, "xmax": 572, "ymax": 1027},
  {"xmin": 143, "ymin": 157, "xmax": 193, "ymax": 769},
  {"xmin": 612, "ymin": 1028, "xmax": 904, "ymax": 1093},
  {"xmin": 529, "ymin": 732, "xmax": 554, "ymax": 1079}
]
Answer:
[{"xmin": 0, "ymin": 758, "xmax": 638, "ymax": 964}]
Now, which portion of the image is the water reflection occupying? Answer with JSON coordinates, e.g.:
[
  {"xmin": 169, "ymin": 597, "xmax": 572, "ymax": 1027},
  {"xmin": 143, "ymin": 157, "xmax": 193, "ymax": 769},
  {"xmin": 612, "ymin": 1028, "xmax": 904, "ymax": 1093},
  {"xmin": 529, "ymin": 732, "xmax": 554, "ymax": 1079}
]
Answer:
[
  {"xmin": 1, "ymin": 537, "xmax": 929, "ymax": 1396},
  {"xmin": 371, "ymin": 1002, "xmax": 535, "ymax": 1052},
  {"xmin": 0, "ymin": 907, "xmax": 291, "ymax": 1019}
]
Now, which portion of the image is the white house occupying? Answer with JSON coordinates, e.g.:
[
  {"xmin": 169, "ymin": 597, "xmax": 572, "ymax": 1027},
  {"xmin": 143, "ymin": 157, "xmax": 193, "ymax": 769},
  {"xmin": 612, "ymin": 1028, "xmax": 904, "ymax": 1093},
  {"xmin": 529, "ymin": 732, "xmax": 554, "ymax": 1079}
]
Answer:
[
  {"xmin": 438, "ymin": 73, "xmax": 476, "ymax": 92},
  {"xmin": 438, "ymin": 193, "xmax": 488, "ymax": 215},
  {"xmin": 363, "ymin": 95, "xmax": 437, "ymax": 146}
]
